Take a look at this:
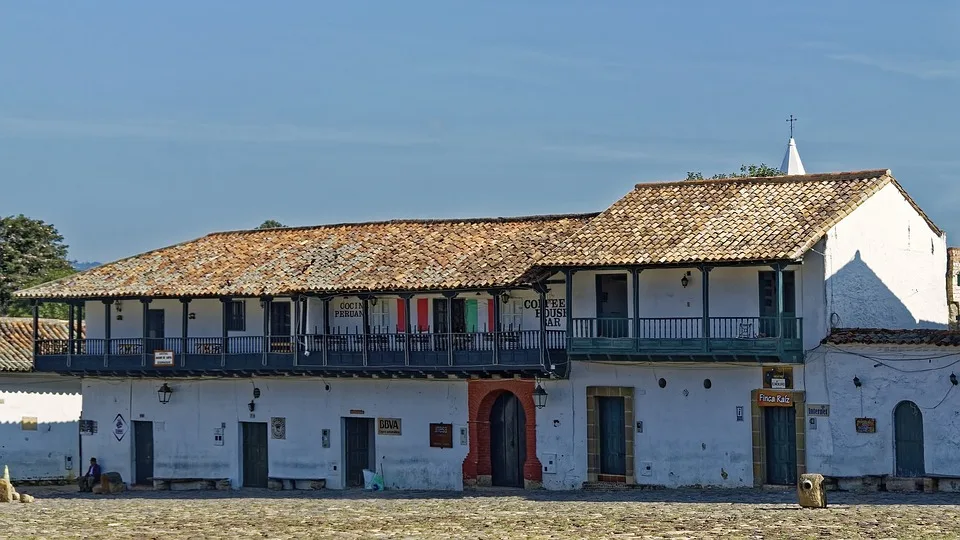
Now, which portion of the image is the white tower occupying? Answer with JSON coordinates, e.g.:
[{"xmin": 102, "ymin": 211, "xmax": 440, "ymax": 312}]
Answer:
[{"xmin": 780, "ymin": 115, "xmax": 806, "ymax": 175}]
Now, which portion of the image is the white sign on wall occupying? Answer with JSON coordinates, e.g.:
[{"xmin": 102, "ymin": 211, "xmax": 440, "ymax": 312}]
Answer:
[
  {"xmin": 522, "ymin": 297, "xmax": 567, "ymax": 328},
  {"xmin": 153, "ymin": 350, "xmax": 175, "ymax": 367},
  {"xmin": 771, "ymin": 378, "xmax": 786, "ymax": 390}
]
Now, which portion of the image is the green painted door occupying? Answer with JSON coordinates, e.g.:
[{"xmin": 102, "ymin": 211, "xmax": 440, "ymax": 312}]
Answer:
[
  {"xmin": 758, "ymin": 271, "xmax": 796, "ymax": 338},
  {"xmin": 598, "ymin": 397, "xmax": 627, "ymax": 476},
  {"xmin": 764, "ymin": 406, "xmax": 797, "ymax": 485},
  {"xmin": 894, "ymin": 401, "xmax": 925, "ymax": 477}
]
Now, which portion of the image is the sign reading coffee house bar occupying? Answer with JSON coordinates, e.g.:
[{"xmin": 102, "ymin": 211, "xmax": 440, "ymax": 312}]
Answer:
[{"xmin": 756, "ymin": 389, "xmax": 793, "ymax": 407}]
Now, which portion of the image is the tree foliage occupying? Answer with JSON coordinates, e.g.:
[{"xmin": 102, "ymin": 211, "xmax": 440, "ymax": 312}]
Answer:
[
  {"xmin": 0, "ymin": 215, "xmax": 75, "ymax": 319},
  {"xmin": 686, "ymin": 163, "xmax": 783, "ymax": 181},
  {"xmin": 256, "ymin": 219, "xmax": 287, "ymax": 229}
]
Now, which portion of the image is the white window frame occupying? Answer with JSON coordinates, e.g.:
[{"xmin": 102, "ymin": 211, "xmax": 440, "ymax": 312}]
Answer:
[
  {"xmin": 369, "ymin": 299, "xmax": 390, "ymax": 333},
  {"xmin": 501, "ymin": 299, "xmax": 523, "ymax": 331}
]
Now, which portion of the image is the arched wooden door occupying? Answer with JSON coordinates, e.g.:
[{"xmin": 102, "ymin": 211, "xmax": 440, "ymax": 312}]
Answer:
[
  {"xmin": 490, "ymin": 392, "xmax": 526, "ymax": 487},
  {"xmin": 894, "ymin": 401, "xmax": 925, "ymax": 477}
]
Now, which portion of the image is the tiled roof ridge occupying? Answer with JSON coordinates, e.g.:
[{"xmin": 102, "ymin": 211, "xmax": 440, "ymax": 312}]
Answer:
[
  {"xmin": 825, "ymin": 327, "xmax": 960, "ymax": 346},
  {"xmin": 0, "ymin": 316, "xmax": 81, "ymax": 324},
  {"xmin": 633, "ymin": 169, "xmax": 892, "ymax": 190},
  {"xmin": 208, "ymin": 212, "xmax": 602, "ymax": 237}
]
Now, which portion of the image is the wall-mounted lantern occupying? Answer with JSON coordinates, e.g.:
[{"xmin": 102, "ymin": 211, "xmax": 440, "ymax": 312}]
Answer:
[
  {"xmin": 157, "ymin": 383, "xmax": 173, "ymax": 404},
  {"xmin": 248, "ymin": 400, "xmax": 256, "ymax": 413},
  {"xmin": 501, "ymin": 292, "xmax": 511, "ymax": 304},
  {"xmin": 951, "ymin": 373, "xmax": 958, "ymax": 386},
  {"xmin": 533, "ymin": 384, "xmax": 548, "ymax": 409},
  {"xmin": 188, "ymin": 312, "xmax": 196, "ymax": 320},
  {"xmin": 680, "ymin": 273, "xmax": 690, "ymax": 288},
  {"xmin": 853, "ymin": 376, "xmax": 862, "ymax": 388}
]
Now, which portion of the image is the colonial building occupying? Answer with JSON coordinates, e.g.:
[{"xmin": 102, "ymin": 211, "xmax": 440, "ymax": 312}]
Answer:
[
  {"xmin": 15, "ymin": 166, "xmax": 949, "ymax": 490},
  {"xmin": 0, "ymin": 318, "xmax": 82, "ymax": 481},
  {"xmin": 947, "ymin": 248, "xmax": 960, "ymax": 329}
]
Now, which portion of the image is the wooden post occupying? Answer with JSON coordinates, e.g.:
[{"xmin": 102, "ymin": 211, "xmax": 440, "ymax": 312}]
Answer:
[
  {"xmin": 67, "ymin": 302, "xmax": 74, "ymax": 366},
  {"xmin": 293, "ymin": 296, "xmax": 301, "ymax": 367},
  {"xmin": 321, "ymin": 298, "xmax": 330, "ymax": 367},
  {"xmin": 141, "ymin": 298, "xmax": 150, "ymax": 367},
  {"xmin": 402, "ymin": 294, "xmax": 412, "ymax": 366},
  {"xmin": 75, "ymin": 303, "xmax": 84, "ymax": 355},
  {"xmin": 774, "ymin": 263, "xmax": 785, "ymax": 355},
  {"xmin": 361, "ymin": 297, "xmax": 369, "ymax": 367},
  {"xmin": 701, "ymin": 266, "xmax": 711, "ymax": 352},
  {"xmin": 103, "ymin": 300, "xmax": 112, "ymax": 366},
  {"xmin": 220, "ymin": 298, "xmax": 229, "ymax": 367},
  {"xmin": 31, "ymin": 301, "xmax": 40, "ymax": 357},
  {"xmin": 537, "ymin": 284, "xmax": 548, "ymax": 368},
  {"xmin": 565, "ymin": 270, "xmax": 574, "ymax": 349},
  {"xmin": 632, "ymin": 268, "xmax": 642, "ymax": 351},
  {"xmin": 180, "ymin": 298, "xmax": 190, "ymax": 367},
  {"xmin": 262, "ymin": 297, "xmax": 271, "ymax": 366},
  {"xmin": 492, "ymin": 290, "xmax": 501, "ymax": 365},
  {"xmin": 444, "ymin": 292, "xmax": 456, "ymax": 367}
]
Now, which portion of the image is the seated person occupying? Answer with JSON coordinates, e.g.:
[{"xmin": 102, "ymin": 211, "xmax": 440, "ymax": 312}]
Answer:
[{"xmin": 78, "ymin": 458, "xmax": 101, "ymax": 492}]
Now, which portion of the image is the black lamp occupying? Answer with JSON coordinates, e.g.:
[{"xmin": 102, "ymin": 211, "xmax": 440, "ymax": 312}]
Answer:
[
  {"xmin": 533, "ymin": 384, "xmax": 548, "ymax": 409},
  {"xmin": 951, "ymin": 373, "xmax": 958, "ymax": 386},
  {"xmin": 853, "ymin": 376, "xmax": 861, "ymax": 388},
  {"xmin": 248, "ymin": 400, "xmax": 256, "ymax": 412},
  {"xmin": 157, "ymin": 383, "xmax": 173, "ymax": 404},
  {"xmin": 681, "ymin": 275, "xmax": 689, "ymax": 288}
]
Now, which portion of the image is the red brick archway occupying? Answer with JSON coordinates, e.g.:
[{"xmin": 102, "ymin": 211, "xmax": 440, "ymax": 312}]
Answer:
[{"xmin": 463, "ymin": 379, "xmax": 542, "ymax": 488}]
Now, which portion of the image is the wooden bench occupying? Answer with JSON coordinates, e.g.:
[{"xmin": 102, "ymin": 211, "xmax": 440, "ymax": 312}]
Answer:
[
  {"xmin": 148, "ymin": 477, "xmax": 230, "ymax": 491},
  {"xmin": 267, "ymin": 477, "xmax": 326, "ymax": 491}
]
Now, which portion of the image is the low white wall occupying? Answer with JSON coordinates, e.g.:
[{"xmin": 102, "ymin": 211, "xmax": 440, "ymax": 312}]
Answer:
[
  {"xmin": 536, "ymin": 361, "xmax": 792, "ymax": 489},
  {"xmin": 79, "ymin": 377, "xmax": 469, "ymax": 490},
  {"xmin": 804, "ymin": 344, "xmax": 960, "ymax": 477},
  {"xmin": 0, "ymin": 374, "xmax": 82, "ymax": 481}
]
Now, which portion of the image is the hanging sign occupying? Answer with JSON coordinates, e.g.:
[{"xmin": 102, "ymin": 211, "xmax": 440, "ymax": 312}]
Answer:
[
  {"xmin": 377, "ymin": 418, "xmax": 402, "ymax": 435},
  {"xmin": 113, "ymin": 414, "xmax": 128, "ymax": 441},
  {"xmin": 855, "ymin": 418, "xmax": 877, "ymax": 433},
  {"xmin": 429, "ymin": 423, "xmax": 453, "ymax": 448},
  {"xmin": 153, "ymin": 350, "xmax": 175, "ymax": 367},
  {"xmin": 756, "ymin": 390, "xmax": 793, "ymax": 407}
]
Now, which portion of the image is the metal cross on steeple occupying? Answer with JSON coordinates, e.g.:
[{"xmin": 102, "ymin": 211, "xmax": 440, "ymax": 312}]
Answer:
[{"xmin": 786, "ymin": 115, "xmax": 797, "ymax": 138}]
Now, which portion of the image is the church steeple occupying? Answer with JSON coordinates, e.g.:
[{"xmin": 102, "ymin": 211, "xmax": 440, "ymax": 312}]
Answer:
[{"xmin": 780, "ymin": 115, "xmax": 806, "ymax": 175}]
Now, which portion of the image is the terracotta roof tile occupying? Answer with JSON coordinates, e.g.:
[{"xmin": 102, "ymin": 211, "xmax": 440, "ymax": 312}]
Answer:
[
  {"xmin": 825, "ymin": 328, "xmax": 960, "ymax": 347},
  {"xmin": 15, "ymin": 214, "xmax": 595, "ymax": 299},
  {"xmin": 539, "ymin": 169, "xmax": 940, "ymax": 267},
  {"xmin": 0, "ymin": 318, "xmax": 79, "ymax": 372}
]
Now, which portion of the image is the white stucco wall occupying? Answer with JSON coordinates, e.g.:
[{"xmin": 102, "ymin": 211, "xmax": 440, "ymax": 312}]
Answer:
[
  {"xmin": 78, "ymin": 377, "xmax": 469, "ymax": 490},
  {"xmin": 824, "ymin": 182, "xmax": 948, "ymax": 329},
  {"xmin": 804, "ymin": 344, "xmax": 960, "ymax": 477},
  {"xmin": 536, "ymin": 361, "xmax": 796, "ymax": 488},
  {"xmin": 0, "ymin": 374, "xmax": 82, "ymax": 481}
]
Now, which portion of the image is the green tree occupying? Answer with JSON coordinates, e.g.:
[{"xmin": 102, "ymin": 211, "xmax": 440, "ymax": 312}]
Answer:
[
  {"xmin": 686, "ymin": 163, "xmax": 783, "ymax": 181},
  {"xmin": 0, "ymin": 215, "xmax": 75, "ymax": 319},
  {"xmin": 256, "ymin": 219, "xmax": 287, "ymax": 229}
]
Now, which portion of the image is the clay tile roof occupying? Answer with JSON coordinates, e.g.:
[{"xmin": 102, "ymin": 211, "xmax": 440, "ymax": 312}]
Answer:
[
  {"xmin": 14, "ymin": 214, "xmax": 596, "ymax": 300},
  {"xmin": 0, "ymin": 318, "xmax": 80, "ymax": 372},
  {"xmin": 539, "ymin": 169, "xmax": 941, "ymax": 267},
  {"xmin": 825, "ymin": 328, "xmax": 960, "ymax": 347}
]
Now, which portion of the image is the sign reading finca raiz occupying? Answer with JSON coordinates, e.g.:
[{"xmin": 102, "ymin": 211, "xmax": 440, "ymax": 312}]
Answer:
[{"xmin": 756, "ymin": 390, "xmax": 793, "ymax": 407}]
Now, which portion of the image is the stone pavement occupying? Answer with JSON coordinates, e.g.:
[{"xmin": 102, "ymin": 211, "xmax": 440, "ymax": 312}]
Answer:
[{"xmin": 1, "ymin": 486, "xmax": 959, "ymax": 539}]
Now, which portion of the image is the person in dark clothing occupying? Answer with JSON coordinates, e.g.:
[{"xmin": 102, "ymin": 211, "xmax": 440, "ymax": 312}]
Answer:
[{"xmin": 78, "ymin": 458, "xmax": 101, "ymax": 492}]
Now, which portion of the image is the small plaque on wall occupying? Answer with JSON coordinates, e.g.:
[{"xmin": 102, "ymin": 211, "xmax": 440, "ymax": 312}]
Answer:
[
  {"xmin": 429, "ymin": 423, "xmax": 453, "ymax": 448},
  {"xmin": 856, "ymin": 417, "xmax": 877, "ymax": 433}
]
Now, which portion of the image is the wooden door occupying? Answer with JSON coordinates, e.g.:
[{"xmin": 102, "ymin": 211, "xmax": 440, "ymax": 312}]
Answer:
[
  {"xmin": 764, "ymin": 406, "xmax": 797, "ymax": 485},
  {"xmin": 344, "ymin": 418, "xmax": 372, "ymax": 487},
  {"xmin": 241, "ymin": 422, "xmax": 269, "ymax": 488},
  {"xmin": 758, "ymin": 271, "xmax": 796, "ymax": 338},
  {"xmin": 145, "ymin": 309, "xmax": 165, "ymax": 354},
  {"xmin": 895, "ymin": 401, "xmax": 925, "ymax": 477},
  {"xmin": 596, "ymin": 275, "xmax": 629, "ymax": 337},
  {"xmin": 598, "ymin": 397, "xmax": 627, "ymax": 476},
  {"xmin": 490, "ymin": 392, "xmax": 525, "ymax": 487},
  {"xmin": 270, "ymin": 302, "xmax": 291, "ymax": 352},
  {"xmin": 133, "ymin": 421, "xmax": 154, "ymax": 485}
]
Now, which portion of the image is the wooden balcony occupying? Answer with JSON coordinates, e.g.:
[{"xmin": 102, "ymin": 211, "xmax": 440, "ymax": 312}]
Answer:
[
  {"xmin": 32, "ymin": 330, "xmax": 569, "ymax": 378},
  {"xmin": 569, "ymin": 316, "xmax": 804, "ymax": 362}
]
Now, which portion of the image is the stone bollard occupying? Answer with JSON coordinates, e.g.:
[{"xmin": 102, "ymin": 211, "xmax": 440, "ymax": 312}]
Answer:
[
  {"xmin": 267, "ymin": 478, "xmax": 283, "ymax": 491},
  {"xmin": 216, "ymin": 479, "xmax": 232, "ymax": 491},
  {"xmin": 797, "ymin": 473, "xmax": 827, "ymax": 508},
  {"xmin": 0, "ymin": 479, "xmax": 13, "ymax": 503},
  {"xmin": 19, "ymin": 494, "xmax": 34, "ymax": 503}
]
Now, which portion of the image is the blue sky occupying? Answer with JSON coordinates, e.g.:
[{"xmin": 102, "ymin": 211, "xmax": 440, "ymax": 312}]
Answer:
[{"xmin": 2, "ymin": 2, "xmax": 958, "ymax": 261}]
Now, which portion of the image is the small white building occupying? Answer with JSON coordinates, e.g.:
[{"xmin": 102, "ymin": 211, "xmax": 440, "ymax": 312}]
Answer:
[
  {"xmin": 0, "ymin": 318, "xmax": 82, "ymax": 481},
  {"xmin": 805, "ymin": 329, "xmax": 960, "ymax": 480},
  {"xmin": 14, "ymin": 163, "xmax": 950, "ymax": 490}
]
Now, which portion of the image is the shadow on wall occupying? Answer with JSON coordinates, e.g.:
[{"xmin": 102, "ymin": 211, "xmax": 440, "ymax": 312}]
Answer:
[{"xmin": 827, "ymin": 250, "xmax": 945, "ymax": 330}]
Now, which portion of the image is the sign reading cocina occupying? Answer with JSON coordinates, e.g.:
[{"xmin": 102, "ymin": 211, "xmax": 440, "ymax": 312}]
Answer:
[
  {"xmin": 757, "ymin": 390, "xmax": 793, "ymax": 407},
  {"xmin": 377, "ymin": 417, "xmax": 402, "ymax": 435},
  {"xmin": 153, "ymin": 350, "xmax": 175, "ymax": 367}
]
